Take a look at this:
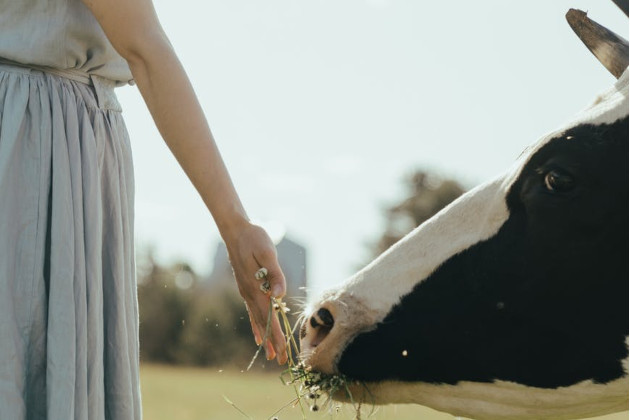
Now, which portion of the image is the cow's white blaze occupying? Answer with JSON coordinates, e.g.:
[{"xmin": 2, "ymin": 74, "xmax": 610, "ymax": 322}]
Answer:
[{"xmin": 303, "ymin": 177, "xmax": 510, "ymax": 373}]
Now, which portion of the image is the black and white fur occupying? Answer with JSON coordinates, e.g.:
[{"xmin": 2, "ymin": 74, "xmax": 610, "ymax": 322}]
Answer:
[{"xmin": 300, "ymin": 38, "xmax": 628, "ymax": 420}]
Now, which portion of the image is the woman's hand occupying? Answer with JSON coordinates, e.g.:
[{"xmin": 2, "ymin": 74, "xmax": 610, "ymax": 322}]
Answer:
[{"xmin": 224, "ymin": 222, "xmax": 288, "ymax": 364}]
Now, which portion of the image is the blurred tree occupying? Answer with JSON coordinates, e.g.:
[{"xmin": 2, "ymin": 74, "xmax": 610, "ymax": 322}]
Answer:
[
  {"xmin": 176, "ymin": 289, "xmax": 258, "ymax": 367},
  {"xmin": 372, "ymin": 171, "xmax": 466, "ymax": 257},
  {"xmin": 137, "ymin": 253, "xmax": 193, "ymax": 364},
  {"xmin": 136, "ymin": 249, "xmax": 273, "ymax": 369}
]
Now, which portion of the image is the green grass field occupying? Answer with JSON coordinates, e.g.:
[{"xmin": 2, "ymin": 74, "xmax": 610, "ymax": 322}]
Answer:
[{"xmin": 140, "ymin": 364, "xmax": 628, "ymax": 420}]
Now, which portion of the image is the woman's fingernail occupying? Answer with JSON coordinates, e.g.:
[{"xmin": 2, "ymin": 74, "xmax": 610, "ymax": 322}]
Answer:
[
  {"xmin": 253, "ymin": 328, "xmax": 262, "ymax": 345},
  {"xmin": 272, "ymin": 285, "xmax": 283, "ymax": 297},
  {"xmin": 266, "ymin": 342, "xmax": 276, "ymax": 360}
]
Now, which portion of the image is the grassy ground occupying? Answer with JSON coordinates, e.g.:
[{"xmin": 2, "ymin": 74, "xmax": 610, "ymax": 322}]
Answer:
[{"xmin": 140, "ymin": 364, "xmax": 628, "ymax": 420}]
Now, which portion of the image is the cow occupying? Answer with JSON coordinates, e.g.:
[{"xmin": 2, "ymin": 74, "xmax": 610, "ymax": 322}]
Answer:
[{"xmin": 299, "ymin": 3, "xmax": 629, "ymax": 420}]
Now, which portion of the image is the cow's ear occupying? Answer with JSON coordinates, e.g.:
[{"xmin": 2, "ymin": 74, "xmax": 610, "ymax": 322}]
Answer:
[{"xmin": 566, "ymin": 8, "xmax": 629, "ymax": 79}]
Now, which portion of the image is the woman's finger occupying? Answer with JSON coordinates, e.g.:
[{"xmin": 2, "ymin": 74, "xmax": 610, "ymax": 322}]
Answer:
[
  {"xmin": 265, "ymin": 340, "xmax": 276, "ymax": 361},
  {"xmin": 270, "ymin": 316, "xmax": 288, "ymax": 364},
  {"xmin": 267, "ymin": 265, "xmax": 286, "ymax": 299},
  {"xmin": 246, "ymin": 296, "xmax": 275, "ymax": 360},
  {"xmin": 248, "ymin": 285, "xmax": 288, "ymax": 364}
]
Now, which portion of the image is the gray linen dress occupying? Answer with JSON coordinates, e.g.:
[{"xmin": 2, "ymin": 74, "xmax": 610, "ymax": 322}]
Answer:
[{"xmin": 0, "ymin": 0, "xmax": 141, "ymax": 418}]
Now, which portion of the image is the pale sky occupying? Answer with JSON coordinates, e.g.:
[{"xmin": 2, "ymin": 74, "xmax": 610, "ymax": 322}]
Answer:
[{"xmin": 116, "ymin": 0, "xmax": 628, "ymax": 295}]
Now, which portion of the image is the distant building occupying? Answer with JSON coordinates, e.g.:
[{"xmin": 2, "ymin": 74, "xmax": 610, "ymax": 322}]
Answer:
[{"xmin": 206, "ymin": 235, "xmax": 307, "ymax": 308}]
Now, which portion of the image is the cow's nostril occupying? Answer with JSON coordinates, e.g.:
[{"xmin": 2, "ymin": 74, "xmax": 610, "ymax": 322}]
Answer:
[
  {"xmin": 302, "ymin": 307, "xmax": 335, "ymax": 349},
  {"xmin": 317, "ymin": 308, "xmax": 334, "ymax": 327},
  {"xmin": 309, "ymin": 308, "xmax": 334, "ymax": 330}
]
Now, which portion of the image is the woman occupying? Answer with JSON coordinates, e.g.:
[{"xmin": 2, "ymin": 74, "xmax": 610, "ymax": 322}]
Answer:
[{"xmin": 0, "ymin": 0, "xmax": 287, "ymax": 418}]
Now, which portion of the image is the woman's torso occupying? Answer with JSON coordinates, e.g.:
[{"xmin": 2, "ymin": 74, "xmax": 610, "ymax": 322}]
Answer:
[{"xmin": 0, "ymin": 0, "xmax": 132, "ymax": 85}]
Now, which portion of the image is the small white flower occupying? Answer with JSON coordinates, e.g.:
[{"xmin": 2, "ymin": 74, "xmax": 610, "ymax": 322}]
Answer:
[
  {"xmin": 273, "ymin": 301, "xmax": 290, "ymax": 313},
  {"xmin": 259, "ymin": 280, "xmax": 271, "ymax": 293},
  {"xmin": 255, "ymin": 267, "xmax": 268, "ymax": 280}
]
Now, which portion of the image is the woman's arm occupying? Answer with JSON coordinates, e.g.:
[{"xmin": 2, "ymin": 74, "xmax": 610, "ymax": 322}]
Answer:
[{"xmin": 82, "ymin": 0, "xmax": 288, "ymax": 363}]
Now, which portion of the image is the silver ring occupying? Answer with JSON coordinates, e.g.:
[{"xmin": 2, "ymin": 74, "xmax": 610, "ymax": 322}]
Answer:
[
  {"xmin": 255, "ymin": 267, "xmax": 268, "ymax": 280},
  {"xmin": 259, "ymin": 280, "xmax": 271, "ymax": 294}
]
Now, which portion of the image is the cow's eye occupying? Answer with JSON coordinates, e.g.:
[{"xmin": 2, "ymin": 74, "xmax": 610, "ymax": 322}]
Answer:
[{"xmin": 544, "ymin": 169, "xmax": 575, "ymax": 193}]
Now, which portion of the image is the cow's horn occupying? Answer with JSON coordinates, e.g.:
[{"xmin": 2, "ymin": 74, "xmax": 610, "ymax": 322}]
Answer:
[
  {"xmin": 611, "ymin": 0, "xmax": 629, "ymax": 17},
  {"xmin": 566, "ymin": 9, "xmax": 629, "ymax": 78}
]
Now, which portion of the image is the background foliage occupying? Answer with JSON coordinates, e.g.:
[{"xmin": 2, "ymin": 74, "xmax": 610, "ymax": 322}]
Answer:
[{"xmin": 137, "ymin": 254, "xmax": 262, "ymax": 368}]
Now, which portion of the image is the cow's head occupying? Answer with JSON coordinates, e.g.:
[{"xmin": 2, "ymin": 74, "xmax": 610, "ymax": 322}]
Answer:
[{"xmin": 299, "ymin": 7, "xmax": 629, "ymax": 420}]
